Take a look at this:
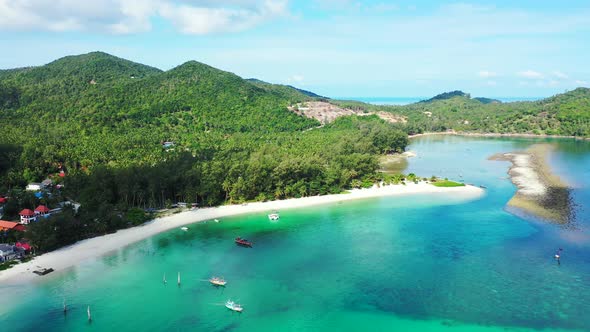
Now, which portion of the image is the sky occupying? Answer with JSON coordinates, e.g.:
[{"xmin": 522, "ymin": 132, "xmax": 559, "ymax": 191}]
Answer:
[{"xmin": 1, "ymin": 0, "xmax": 589, "ymax": 98}]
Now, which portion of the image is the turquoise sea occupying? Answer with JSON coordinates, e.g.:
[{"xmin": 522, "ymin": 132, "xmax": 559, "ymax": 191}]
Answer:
[{"xmin": 2, "ymin": 136, "xmax": 590, "ymax": 331}]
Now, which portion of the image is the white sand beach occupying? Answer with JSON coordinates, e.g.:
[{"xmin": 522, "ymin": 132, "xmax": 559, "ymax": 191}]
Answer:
[
  {"xmin": 505, "ymin": 153, "xmax": 546, "ymax": 196},
  {"xmin": 0, "ymin": 182, "xmax": 483, "ymax": 284}
]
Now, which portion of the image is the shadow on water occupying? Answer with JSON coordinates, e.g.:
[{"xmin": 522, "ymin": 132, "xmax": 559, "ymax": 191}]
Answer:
[{"xmin": 542, "ymin": 187, "xmax": 578, "ymax": 228}]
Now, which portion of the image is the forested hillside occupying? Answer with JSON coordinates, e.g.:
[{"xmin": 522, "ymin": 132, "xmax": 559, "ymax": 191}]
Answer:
[
  {"xmin": 3, "ymin": 51, "xmax": 586, "ymax": 252},
  {"xmin": 0, "ymin": 52, "xmax": 408, "ymax": 250},
  {"xmin": 335, "ymin": 88, "xmax": 590, "ymax": 136}
]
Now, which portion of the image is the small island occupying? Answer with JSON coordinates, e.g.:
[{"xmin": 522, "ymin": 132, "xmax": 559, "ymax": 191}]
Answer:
[{"xmin": 490, "ymin": 144, "xmax": 572, "ymax": 223}]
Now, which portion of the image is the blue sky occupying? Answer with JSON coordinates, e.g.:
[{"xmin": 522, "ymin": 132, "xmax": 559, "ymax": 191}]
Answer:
[{"xmin": 1, "ymin": 0, "xmax": 589, "ymax": 98}]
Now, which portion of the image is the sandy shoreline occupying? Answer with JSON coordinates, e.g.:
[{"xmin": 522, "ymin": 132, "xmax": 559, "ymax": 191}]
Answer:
[{"xmin": 0, "ymin": 182, "xmax": 483, "ymax": 285}]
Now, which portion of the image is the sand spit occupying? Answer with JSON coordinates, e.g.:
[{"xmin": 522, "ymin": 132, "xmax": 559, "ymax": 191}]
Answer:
[{"xmin": 490, "ymin": 144, "xmax": 571, "ymax": 223}]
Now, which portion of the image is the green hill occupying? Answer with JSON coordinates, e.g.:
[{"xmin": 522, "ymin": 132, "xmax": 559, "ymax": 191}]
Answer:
[
  {"xmin": 0, "ymin": 52, "xmax": 407, "ymax": 245},
  {"xmin": 332, "ymin": 88, "xmax": 590, "ymax": 136},
  {"xmin": 246, "ymin": 78, "xmax": 326, "ymax": 99},
  {"xmin": 473, "ymin": 97, "xmax": 501, "ymax": 104},
  {"xmin": 420, "ymin": 90, "xmax": 470, "ymax": 103}
]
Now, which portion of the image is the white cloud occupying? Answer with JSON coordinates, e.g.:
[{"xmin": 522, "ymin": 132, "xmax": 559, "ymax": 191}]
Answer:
[
  {"xmin": 286, "ymin": 74, "xmax": 304, "ymax": 84},
  {"xmin": 478, "ymin": 70, "xmax": 497, "ymax": 78},
  {"xmin": 160, "ymin": 0, "xmax": 287, "ymax": 35},
  {"xmin": 0, "ymin": 0, "xmax": 287, "ymax": 34},
  {"xmin": 517, "ymin": 70, "xmax": 544, "ymax": 79},
  {"xmin": 312, "ymin": 0, "xmax": 397, "ymax": 13},
  {"xmin": 552, "ymin": 71, "xmax": 568, "ymax": 79},
  {"xmin": 575, "ymin": 80, "xmax": 588, "ymax": 86},
  {"xmin": 486, "ymin": 80, "xmax": 497, "ymax": 86}
]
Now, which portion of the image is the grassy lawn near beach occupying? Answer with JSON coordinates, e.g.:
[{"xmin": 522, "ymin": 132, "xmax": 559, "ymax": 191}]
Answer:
[{"xmin": 431, "ymin": 180, "xmax": 465, "ymax": 187}]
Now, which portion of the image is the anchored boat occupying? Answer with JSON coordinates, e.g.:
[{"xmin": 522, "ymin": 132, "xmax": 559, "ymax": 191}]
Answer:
[
  {"xmin": 209, "ymin": 276, "xmax": 227, "ymax": 287},
  {"xmin": 225, "ymin": 300, "xmax": 243, "ymax": 312},
  {"xmin": 268, "ymin": 213, "xmax": 280, "ymax": 221},
  {"xmin": 235, "ymin": 237, "xmax": 253, "ymax": 247}
]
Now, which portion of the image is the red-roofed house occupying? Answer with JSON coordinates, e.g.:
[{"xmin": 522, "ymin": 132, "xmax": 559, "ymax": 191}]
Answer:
[
  {"xmin": 0, "ymin": 220, "xmax": 26, "ymax": 232},
  {"xmin": 34, "ymin": 205, "xmax": 51, "ymax": 218},
  {"xmin": 19, "ymin": 209, "xmax": 36, "ymax": 224}
]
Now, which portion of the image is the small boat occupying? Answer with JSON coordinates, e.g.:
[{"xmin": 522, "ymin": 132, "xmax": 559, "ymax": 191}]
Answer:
[
  {"xmin": 87, "ymin": 306, "xmax": 92, "ymax": 322},
  {"xmin": 163, "ymin": 273, "xmax": 167, "ymax": 284},
  {"xmin": 181, "ymin": 227, "xmax": 188, "ymax": 231},
  {"xmin": 209, "ymin": 276, "xmax": 227, "ymax": 287},
  {"xmin": 235, "ymin": 237, "xmax": 253, "ymax": 247},
  {"xmin": 268, "ymin": 213, "xmax": 279, "ymax": 221},
  {"xmin": 225, "ymin": 300, "xmax": 243, "ymax": 312},
  {"xmin": 177, "ymin": 272, "xmax": 181, "ymax": 286},
  {"xmin": 214, "ymin": 219, "xmax": 220, "ymax": 223}
]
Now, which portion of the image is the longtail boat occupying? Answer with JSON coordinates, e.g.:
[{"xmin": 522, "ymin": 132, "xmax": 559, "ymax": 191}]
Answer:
[{"xmin": 235, "ymin": 237, "xmax": 253, "ymax": 247}]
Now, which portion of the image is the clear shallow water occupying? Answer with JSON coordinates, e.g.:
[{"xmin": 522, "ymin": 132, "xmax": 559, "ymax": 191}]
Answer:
[{"xmin": 2, "ymin": 136, "xmax": 590, "ymax": 332}]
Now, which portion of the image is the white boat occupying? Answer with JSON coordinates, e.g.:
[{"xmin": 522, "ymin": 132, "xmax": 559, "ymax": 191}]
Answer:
[
  {"xmin": 181, "ymin": 227, "xmax": 188, "ymax": 231},
  {"xmin": 209, "ymin": 276, "xmax": 227, "ymax": 286},
  {"xmin": 268, "ymin": 213, "xmax": 279, "ymax": 221},
  {"xmin": 177, "ymin": 272, "xmax": 181, "ymax": 285},
  {"xmin": 225, "ymin": 300, "xmax": 243, "ymax": 312},
  {"xmin": 87, "ymin": 306, "xmax": 92, "ymax": 322},
  {"xmin": 163, "ymin": 273, "xmax": 167, "ymax": 284},
  {"xmin": 214, "ymin": 219, "xmax": 220, "ymax": 223}
]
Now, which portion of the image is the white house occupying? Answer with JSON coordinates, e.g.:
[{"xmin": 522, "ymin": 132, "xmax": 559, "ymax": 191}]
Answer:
[
  {"xmin": 26, "ymin": 183, "xmax": 42, "ymax": 191},
  {"xmin": 19, "ymin": 209, "xmax": 37, "ymax": 224}
]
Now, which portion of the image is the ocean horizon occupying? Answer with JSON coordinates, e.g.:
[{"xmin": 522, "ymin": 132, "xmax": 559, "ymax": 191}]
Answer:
[{"xmin": 336, "ymin": 96, "xmax": 545, "ymax": 105}]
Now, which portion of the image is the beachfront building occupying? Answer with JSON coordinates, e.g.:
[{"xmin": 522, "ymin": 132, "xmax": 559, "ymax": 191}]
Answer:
[
  {"xmin": 0, "ymin": 220, "xmax": 26, "ymax": 232},
  {"xmin": 0, "ymin": 244, "xmax": 16, "ymax": 262},
  {"xmin": 0, "ymin": 244, "xmax": 25, "ymax": 262},
  {"xmin": 19, "ymin": 209, "xmax": 37, "ymax": 224},
  {"xmin": 34, "ymin": 205, "xmax": 51, "ymax": 218}
]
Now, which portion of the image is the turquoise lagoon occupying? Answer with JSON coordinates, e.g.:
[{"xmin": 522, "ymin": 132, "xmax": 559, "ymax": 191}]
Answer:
[{"xmin": 2, "ymin": 136, "xmax": 590, "ymax": 331}]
